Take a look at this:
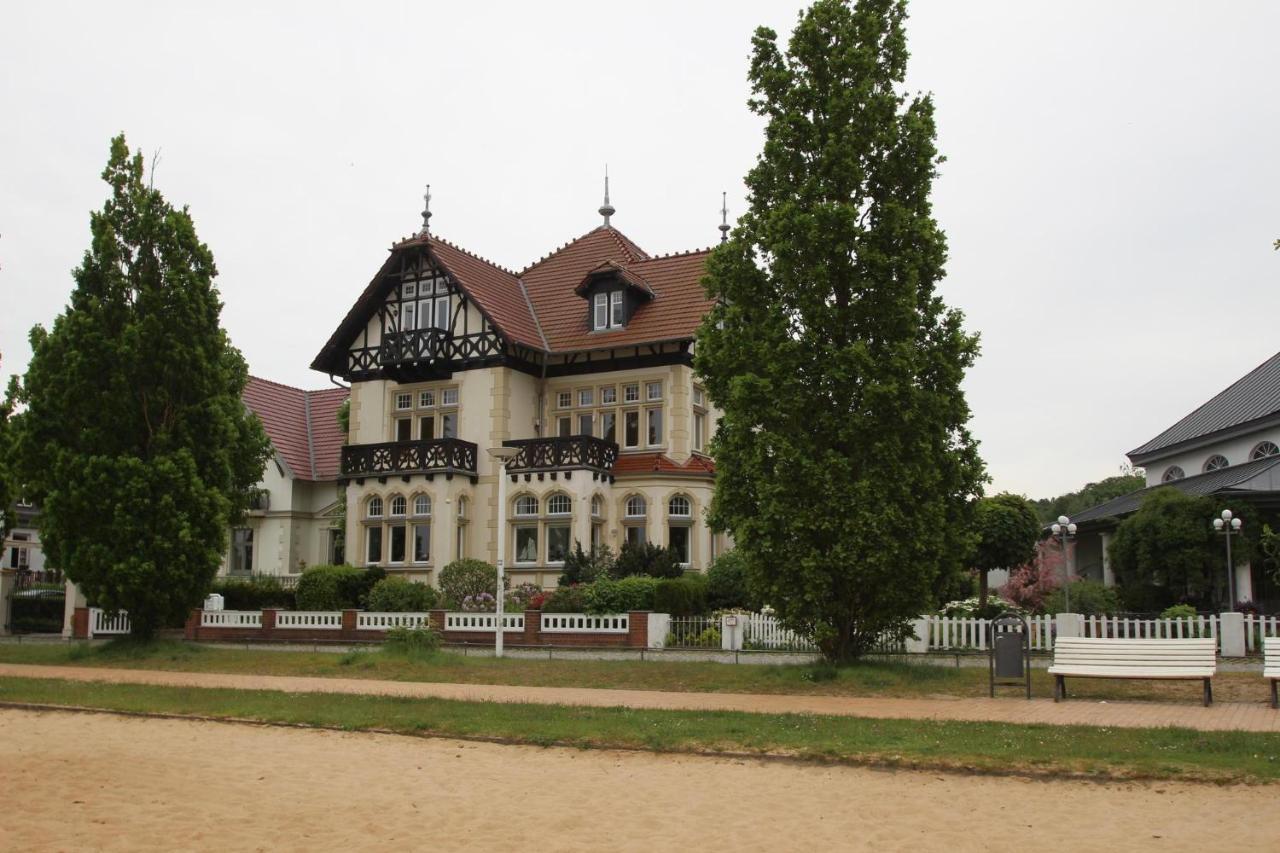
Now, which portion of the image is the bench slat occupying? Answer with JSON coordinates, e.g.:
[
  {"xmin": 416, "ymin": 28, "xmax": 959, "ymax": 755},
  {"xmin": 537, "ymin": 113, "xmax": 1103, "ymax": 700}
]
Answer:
[{"xmin": 1048, "ymin": 666, "xmax": 1214, "ymax": 678}]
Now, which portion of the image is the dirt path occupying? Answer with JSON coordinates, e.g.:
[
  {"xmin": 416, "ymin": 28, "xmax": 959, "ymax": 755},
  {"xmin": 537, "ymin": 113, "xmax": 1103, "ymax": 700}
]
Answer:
[
  {"xmin": 0, "ymin": 708, "xmax": 1275, "ymax": 853},
  {"xmin": 2, "ymin": 662, "xmax": 1279, "ymax": 732}
]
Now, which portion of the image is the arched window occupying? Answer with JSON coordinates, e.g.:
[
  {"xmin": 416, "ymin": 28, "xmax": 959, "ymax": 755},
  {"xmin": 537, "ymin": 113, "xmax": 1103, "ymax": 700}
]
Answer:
[
  {"xmin": 1203, "ymin": 455, "xmax": 1229, "ymax": 473},
  {"xmin": 413, "ymin": 495, "xmax": 431, "ymax": 516},
  {"xmin": 456, "ymin": 496, "xmax": 468, "ymax": 518},
  {"xmin": 366, "ymin": 496, "xmax": 383, "ymax": 518},
  {"xmin": 514, "ymin": 495, "xmax": 538, "ymax": 517},
  {"xmin": 547, "ymin": 494, "xmax": 572, "ymax": 515},
  {"xmin": 1252, "ymin": 441, "xmax": 1280, "ymax": 460},
  {"xmin": 1162, "ymin": 466, "xmax": 1185, "ymax": 483},
  {"xmin": 590, "ymin": 495, "xmax": 603, "ymax": 518},
  {"xmin": 668, "ymin": 495, "xmax": 691, "ymax": 517},
  {"xmin": 625, "ymin": 495, "xmax": 647, "ymax": 518},
  {"xmin": 389, "ymin": 495, "xmax": 407, "ymax": 517}
]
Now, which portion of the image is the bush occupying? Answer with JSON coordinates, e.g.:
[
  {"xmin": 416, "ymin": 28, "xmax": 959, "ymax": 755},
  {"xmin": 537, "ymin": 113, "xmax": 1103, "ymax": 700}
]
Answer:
[
  {"xmin": 1042, "ymin": 579, "xmax": 1120, "ymax": 615},
  {"xmin": 706, "ymin": 551, "xmax": 753, "ymax": 611},
  {"xmin": 540, "ymin": 585, "xmax": 586, "ymax": 613},
  {"xmin": 559, "ymin": 542, "xmax": 615, "ymax": 586},
  {"xmin": 210, "ymin": 575, "xmax": 296, "ymax": 611},
  {"xmin": 383, "ymin": 625, "xmax": 441, "ymax": 656},
  {"xmin": 366, "ymin": 577, "xmax": 437, "ymax": 612},
  {"xmin": 506, "ymin": 582, "xmax": 542, "ymax": 611},
  {"xmin": 941, "ymin": 596, "xmax": 1026, "ymax": 619},
  {"xmin": 438, "ymin": 559, "xmax": 504, "ymax": 608},
  {"xmin": 461, "ymin": 592, "xmax": 498, "ymax": 612},
  {"xmin": 612, "ymin": 542, "xmax": 682, "ymax": 579},
  {"xmin": 1160, "ymin": 603, "xmax": 1199, "ymax": 620},
  {"xmin": 582, "ymin": 576, "xmax": 660, "ymax": 614},
  {"xmin": 654, "ymin": 575, "xmax": 709, "ymax": 616},
  {"xmin": 295, "ymin": 565, "xmax": 368, "ymax": 610}
]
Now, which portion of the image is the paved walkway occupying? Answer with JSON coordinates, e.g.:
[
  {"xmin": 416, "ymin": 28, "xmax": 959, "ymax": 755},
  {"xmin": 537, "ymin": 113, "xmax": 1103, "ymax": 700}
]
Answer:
[{"xmin": 2, "ymin": 663, "xmax": 1279, "ymax": 732}]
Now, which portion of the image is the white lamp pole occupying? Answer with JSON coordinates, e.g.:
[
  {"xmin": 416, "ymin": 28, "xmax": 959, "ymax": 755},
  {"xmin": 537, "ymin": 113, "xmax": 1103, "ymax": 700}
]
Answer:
[
  {"xmin": 487, "ymin": 446, "xmax": 520, "ymax": 658},
  {"xmin": 1213, "ymin": 509, "xmax": 1243, "ymax": 609},
  {"xmin": 1050, "ymin": 515, "xmax": 1077, "ymax": 612}
]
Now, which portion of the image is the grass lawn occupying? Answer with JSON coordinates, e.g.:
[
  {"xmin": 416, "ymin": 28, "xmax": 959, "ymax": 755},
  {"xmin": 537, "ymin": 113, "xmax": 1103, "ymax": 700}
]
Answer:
[
  {"xmin": 1, "ymin": 675, "xmax": 1276, "ymax": 783},
  {"xmin": 0, "ymin": 639, "xmax": 1269, "ymax": 705}
]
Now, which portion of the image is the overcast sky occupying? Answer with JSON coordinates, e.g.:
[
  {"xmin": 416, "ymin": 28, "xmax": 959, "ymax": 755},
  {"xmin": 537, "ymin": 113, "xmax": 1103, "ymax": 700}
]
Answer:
[{"xmin": 2, "ymin": 1, "xmax": 1277, "ymax": 499}]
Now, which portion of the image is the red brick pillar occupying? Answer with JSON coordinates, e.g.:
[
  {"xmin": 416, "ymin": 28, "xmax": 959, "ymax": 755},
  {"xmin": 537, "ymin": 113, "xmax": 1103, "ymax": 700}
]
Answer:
[
  {"xmin": 342, "ymin": 609, "xmax": 358, "ymax": 640},
  {"xmin": 524, "ymin": 609, "xmax": 541, "ymax": 645},
  {"xmin": 72, "ymin": 607, "xmax": 90, "ymax": 640},
  {"xmin": 429, "ymin": 609, "xmax": 446, "ymax": 636},
  {"xmin": 628, "ymin": 611, "xmax": 649, "ymax": 648},
  {"xmin": 185, "ymin": 609, "xmax": 203, "ymax": 641},
  {"xmin": 262, "ymin": 608, "xmax": 278, "ymax": 641}
]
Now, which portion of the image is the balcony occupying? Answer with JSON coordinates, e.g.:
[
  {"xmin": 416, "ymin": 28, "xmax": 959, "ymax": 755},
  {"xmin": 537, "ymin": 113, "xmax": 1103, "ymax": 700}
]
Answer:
[
  {"xmin": 378, "ymin": 328, "xmax": 449, "ymax": 366},
  {"xmin": 502, "ymin": 436, "xmax": 619, "ymax": 481},
  {"xmin": 341, "ymin": 438, "xmax": 478, "ymax": 483}
]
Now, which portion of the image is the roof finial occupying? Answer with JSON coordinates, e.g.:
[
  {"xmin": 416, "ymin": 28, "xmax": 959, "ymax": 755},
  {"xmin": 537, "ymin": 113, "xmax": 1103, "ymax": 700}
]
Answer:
[
  {"xmin": 719, "ymin": 191, "xmax": 730, "ymax": 243},
  {"xmin": 598, "ymin": 166, "xmax": 615, "ymax": 228},
  {"xmin": 419, "ymin": 184, "xmax": 432, "ymax": 237}
]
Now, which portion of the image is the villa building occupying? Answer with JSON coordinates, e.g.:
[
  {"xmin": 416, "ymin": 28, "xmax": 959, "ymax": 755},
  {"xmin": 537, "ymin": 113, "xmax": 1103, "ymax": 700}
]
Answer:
[
  {"xmin": 216, "ymin": 377, "xmax": 348, "ymax": 579},
  {"xmin": 311, "ymin": 192, "xmax": 724, "ymax": 588},
  {"xmin": 1071, "ymin": 350, "xmax": 1280, "ymax": 606},
  {"xmin": 3, "ymin": 499, "xmax": 49, "ymax": 579}
]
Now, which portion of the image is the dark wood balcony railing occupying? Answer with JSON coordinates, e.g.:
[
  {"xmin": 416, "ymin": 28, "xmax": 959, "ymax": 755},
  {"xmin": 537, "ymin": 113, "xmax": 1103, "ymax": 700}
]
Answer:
[
  {"xmin": 341, "ymin": 438, "xmax": 478, "ymax": 481},
  {"xmin": 502, "ymin": 436, "xmax": 619, "ymax": 478},
  {"xmin": 378, "ymin": 328, "xmax": 450, "ymax": 366}
]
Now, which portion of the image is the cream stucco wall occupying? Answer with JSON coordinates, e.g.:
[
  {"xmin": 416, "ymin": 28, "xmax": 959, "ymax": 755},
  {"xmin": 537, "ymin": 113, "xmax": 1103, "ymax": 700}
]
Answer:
[{"xmin": 1142, "ymin": 426, "xmax": 1280, "ymax": 486}]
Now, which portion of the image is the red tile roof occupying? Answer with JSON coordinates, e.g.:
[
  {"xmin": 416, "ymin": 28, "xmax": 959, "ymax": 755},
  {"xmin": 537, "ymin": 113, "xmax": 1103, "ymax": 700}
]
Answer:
[
  {"xmin": 243, "ymin": 376, "xmax": 348, "ymax": 482},
  {"xmin": 612, "ymin": 452, "xmax": 716, "ymax": 478}
]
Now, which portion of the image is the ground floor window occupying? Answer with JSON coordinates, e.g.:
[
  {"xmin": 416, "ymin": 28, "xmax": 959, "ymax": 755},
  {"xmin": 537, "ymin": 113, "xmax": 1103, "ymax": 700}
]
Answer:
[
  {"xmin": 328, "ymin": 528, "xmax": 345, "ymax": 566},
  {"xmin": 365, "ymin": 526, "xmax": 383, "ymax": 565},
  {"xmin": 547, "ymin": 523, "xmax": 571, "ymax": 563},
  {"xmin": 389, "ymin": 524, "xmax": 407, "ymax": 563},
  {"xmin": 515, "ymin": 526, "xmax": 539, "ymax": 564},
  {"xmin": 591, "ymin": 522, "xmax": 604, "ymax": 550},
  {"xmin": 413, "ymin": 523, "xmax": 430, "ymax": 563},
  {"xmin": 230, "ymin": 528, "xmax": 253, "ymax": 575},
  {"xmin": 669, "ymin": 525, "xmax": 690, "ymax": 565},
  {"xmin": 456, "ymin": 523, "xmax": 465, "ymax": 560},
  {"xmin": 625, "ymin": 525, "xmax": 646, "ymax": 547}
]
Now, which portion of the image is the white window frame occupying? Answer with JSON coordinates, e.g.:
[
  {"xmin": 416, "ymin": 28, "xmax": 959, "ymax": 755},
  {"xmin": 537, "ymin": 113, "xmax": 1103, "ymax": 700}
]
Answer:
[
  {"xmin": 647, "ymin": 407, "xmax": 663, "ymax": 446},
  {"xmin": 434, "ymin": 296, "xmax": 450, "ymax": 331},
  {"xmin": 625, "ymin": 496, "xmax": 647, "ymax": 519},
  {"xmin": 610, "ymin": 290, "xmax": 624, "ymax": 327},
  {"xmin": 578, "ymin": 388, "xmax": 594, "ymax": 407},
  {"xmin": 593, "ymin": 292, "xmax": 608, "ymax": 330},
  {"xmin": 623, "ymin": 384, "xmax": 640, "ymax": 403},
  {"xmin": 413, "ymin": 495, "xmax": 432, "ymax": 517},
  {"xmin": 419, "ymin": 390, "xmax": 435, "ymax": 408},
  {"xmin": 395, "ymin": 393, "xmax": 413, "ymax": 411},
  {"xmin": 400, "ymin": 300, "xmax": 417, "ymax": 331},
  {"xmin": 547, "ymin": 494, "xmax": 572, "ymax": 515},
  {"xmin": 441, "ymin": 387, "xmax": 459, "ymax": 406},
  {"xmin": 557, "ymin": 391, "xmax": 573, "ymax": 409},
  {"xmin": 647, "ymin": 381, "xmax": 663, "ymax": 401},
  {"xmin": 514, "ymin": 495, "xmax": 539, "ymax": 517},
  {"xmin": 601, "ymin": 386, "xmax": 617, "ymax": 404},
  {"xmin": 389, "ymin": 495, "xmax": 407, "ymax": 517},
  {"xmin": 623, "ymin": 410, "xmax": 641, "ymax": 448}
]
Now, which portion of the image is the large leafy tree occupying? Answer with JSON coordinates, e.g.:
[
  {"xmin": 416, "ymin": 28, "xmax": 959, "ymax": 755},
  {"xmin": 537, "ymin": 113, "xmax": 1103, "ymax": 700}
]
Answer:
[
  {"xmin": 1108, "ymin": 489, "xmax": 1233, "ymax": 611},
  {"xmin": 1031, "ymin": 470, "xmax": 1145, "ymax": 523},
  {"xmin": 19, "ymin": 136, "xmax": 270, "ymax": 637},
  {"xmin": 696, "ymin": 0, "xmax": 985, "ymax": 661},
  {"xmin": 971, "ymin": 493, "xmax": 1040, "ymax": 608},
  {"xmin": 0, "ymin": 355, "xmax": 17, "ymax": 536}
]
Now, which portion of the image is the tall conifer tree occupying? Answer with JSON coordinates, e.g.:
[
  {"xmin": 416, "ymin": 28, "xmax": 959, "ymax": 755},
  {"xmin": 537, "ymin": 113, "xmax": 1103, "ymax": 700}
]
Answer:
[
  {"xmin": 697, "ymin": 0, "xmax": 984, "ymax": 660},
  {"xmin": 20, "ymin": 136, "xmax": 269, "ymax": 637}
]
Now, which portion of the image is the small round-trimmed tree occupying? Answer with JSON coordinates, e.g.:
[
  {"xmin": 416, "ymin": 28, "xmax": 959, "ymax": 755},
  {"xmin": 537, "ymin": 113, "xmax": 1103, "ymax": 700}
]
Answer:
[
  {"xmin": 971, "ymin": 493, "xmax": 1040, "ymax": 610},
  {"xmin": 1109, "ymin": 488, "xmax": 1227, "ymax": 611}
]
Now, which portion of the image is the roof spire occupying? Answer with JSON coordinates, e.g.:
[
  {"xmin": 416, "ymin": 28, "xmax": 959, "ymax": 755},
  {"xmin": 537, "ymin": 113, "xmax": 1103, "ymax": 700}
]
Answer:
[
  {"xmin": 419, "ymin": 184, "xmax": 432, "ymax": 237},
  {"xmin": 598, "ymin": 166, "xmax": 615, "ymax": 228},
  {"xmin": 718, "ymin": 191, "xmax": 730, "ymax": 243}
]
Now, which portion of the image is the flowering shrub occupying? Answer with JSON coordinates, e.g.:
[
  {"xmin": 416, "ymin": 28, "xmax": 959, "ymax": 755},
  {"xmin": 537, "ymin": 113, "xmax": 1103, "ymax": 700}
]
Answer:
[
  {"xmin": 461, "ymin": 592, "xmax": 497, "ymax": 612},
  {"xmin": 940, "ymin": 596, "xmax": 1026, "ymax": 618},
  {"xmin": 1000, "ymin": 543, "xmax": 1064, "ymax": 613},
  {"xmin": 505, "ymin": 582, "xmax": 542, "ymax": 610}
]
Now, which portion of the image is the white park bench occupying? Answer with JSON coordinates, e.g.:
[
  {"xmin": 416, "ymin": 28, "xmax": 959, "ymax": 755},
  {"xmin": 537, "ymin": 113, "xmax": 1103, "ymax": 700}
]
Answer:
[
  {"xmin": 1265, "ymin": 637, "xmax": 1280, "ymax": 709},
  {"xmin": 1048, "ymin": 637, "xmax": 1217, "ymax": 706}
]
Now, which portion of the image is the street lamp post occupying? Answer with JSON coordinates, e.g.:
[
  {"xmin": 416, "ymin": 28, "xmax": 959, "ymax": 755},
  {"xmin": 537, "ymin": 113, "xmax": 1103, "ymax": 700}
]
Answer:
[
  {"xmin": 487, "ymin": 446, "xmax": 521, "ymax": 658},
  {"xmin": 1049, "ymin": 515, "xmax": 1077, "ymax": 613},
  {"xmin": 1213, "ymin": 509, "xmax": 1243, "ymax": 609}
]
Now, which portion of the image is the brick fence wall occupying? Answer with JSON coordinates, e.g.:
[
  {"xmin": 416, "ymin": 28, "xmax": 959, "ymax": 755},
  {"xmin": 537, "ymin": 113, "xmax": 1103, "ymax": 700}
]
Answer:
[{"xmin": 180, "ymin": 609, "xmax": 651, "ymax": 648}]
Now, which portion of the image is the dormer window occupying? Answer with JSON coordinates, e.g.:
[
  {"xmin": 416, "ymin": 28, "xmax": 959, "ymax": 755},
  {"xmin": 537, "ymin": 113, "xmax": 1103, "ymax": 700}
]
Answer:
[
  {"xmin": 592, "ymin": 290, "xmax": 626, "ymax": 331},
  {"xmin": 578, "ymin": 260, "xmax": 651, "ymax": 332},
  {"xmin": 610, "ymin": 291, "xmax": 624, "ymax": 327},
  {"xmin": 593, "ymin": 293, "xmax": 608, "ymax": 330}
]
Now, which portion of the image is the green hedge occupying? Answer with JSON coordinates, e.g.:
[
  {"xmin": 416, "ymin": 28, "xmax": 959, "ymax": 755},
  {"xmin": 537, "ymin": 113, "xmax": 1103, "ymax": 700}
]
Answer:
[
  {"xmin": 366, "ymin": 577, "xmax": 438, "ymax": 612},
  {"xmin": 295, "ymin": 565, "xmax": 384, "ymax": 610},
  {"xmin": 209, "ymin": 576, "xmax": 296, "ymax": 610},
  {"xmin": 653, "ymin": 575, "xmax": 708, "ymax": 616}
]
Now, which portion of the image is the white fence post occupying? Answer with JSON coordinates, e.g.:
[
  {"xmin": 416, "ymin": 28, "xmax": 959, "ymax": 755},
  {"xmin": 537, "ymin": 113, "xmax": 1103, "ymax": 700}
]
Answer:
[
  {"xmin": 905, "ymin": 616, "xmax": 930, "ymax": 653},
  {"xmin": 720, "ymin": 614, "xmax": 744, "ymax": 651},
  {"xmin": 1219, "ymin": 611, "xmax": 1245, "ymax": 657},
  {"xmin": 1054, "ymin": 612, "xmax": 1083, "ymax": 640},
  {"xmin": 647, "ymin": 613, "xmax": 670, "ymax": 649}
]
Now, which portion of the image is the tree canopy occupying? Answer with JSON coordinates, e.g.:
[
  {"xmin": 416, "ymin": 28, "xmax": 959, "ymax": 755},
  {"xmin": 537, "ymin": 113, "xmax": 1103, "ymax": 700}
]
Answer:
[
  {"xmin": 971, "ymin": 493, "xmax": 1040, "ymax": 607},
  {"xmin": 1108, "ymin": 488, "xmax": 1233, "ymax": 611},
  {"xmin": 0, "ymin": 356, "xmax": 17, "ymax": 535},
  {"xmin": 696, "ymin": 0, "xmax": 984, "ymax": 660},
  {"xmin": 1031, "ymin": 471, "xmax": 1145, "ymax": 523},
  {"xmin": 18, "ymin": 135, "xmax": 270, "ymax": 637}
]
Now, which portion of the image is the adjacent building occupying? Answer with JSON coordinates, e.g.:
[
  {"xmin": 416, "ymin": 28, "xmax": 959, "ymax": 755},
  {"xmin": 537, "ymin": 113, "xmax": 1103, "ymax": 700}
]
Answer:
[
  {"xmin": 1071, "ymin": 350, "xmax": 1280, "ymax": 606},
  {"xmin": 3, "ymin": 499, "xmax": 49, "ymax": 579},
  {"xmin": 217, "ymin": 377, "xmax": 349, "ymax": 579},
  {"xmin": 311, "ymin": 196, "xmax": 723, "ymax": 588}
]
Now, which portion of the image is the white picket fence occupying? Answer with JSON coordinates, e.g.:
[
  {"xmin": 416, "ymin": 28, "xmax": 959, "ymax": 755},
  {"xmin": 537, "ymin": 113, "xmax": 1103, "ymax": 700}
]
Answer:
[
  {"xmin": 920, "ymin": 615, "xmax": 1055, "ymax": 651},
  {"xmin": 540, "ymin": 613, "xmax": 630, "ymax": 634},
  {"xmin": 742, "ymin": 612, "xmax": 818, "ymax": 651},
  {"xmin": 1245, "ymin": 614, "xmax": 1280, "ymax": 653},
  {"xmin": 357, "ymin": 612, "xmax": 431, "ymax": 630},
  {"xmin": 444, "ymin": 612, "xmax": 525, "ymax": 632},
  {"xmin": 200, "ymin": 610, "xmax": 262, "ymax": 629},
  {"xmin": 275, "ymin": 611, "xmax": 342, "ymax": 630},
  {"xmin": 1081, "ymin": 614, "xmax": 1218, "ymax": 641},
  {"xmin": 89, "ymin": 608, "xmax": 130, "ymax": 637}
]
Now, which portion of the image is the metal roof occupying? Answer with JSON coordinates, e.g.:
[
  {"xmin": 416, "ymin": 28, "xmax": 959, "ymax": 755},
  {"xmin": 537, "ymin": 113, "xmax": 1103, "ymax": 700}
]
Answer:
[
  {"xmin": 1128, "ymin": 350, "xmax": 1280, "ymax": 461},
  {"xmin": 1070, "ymin": 455, "xmax": 1280, "ymax": 525}
]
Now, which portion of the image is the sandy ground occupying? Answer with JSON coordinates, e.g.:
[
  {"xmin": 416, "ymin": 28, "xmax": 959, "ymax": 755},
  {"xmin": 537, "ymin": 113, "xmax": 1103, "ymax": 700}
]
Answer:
[
  {"xmin": 1, "ymin": 709, "xmax": 1277, "ymax": 853},
  {"xmin": 4, "ymin": 662, "xmax": 1280, "ymax": 732}
]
